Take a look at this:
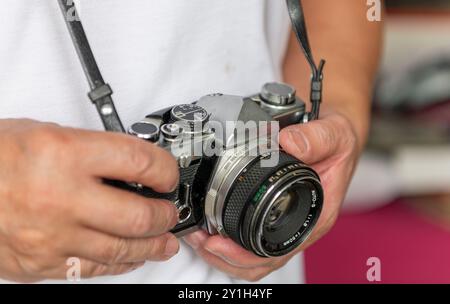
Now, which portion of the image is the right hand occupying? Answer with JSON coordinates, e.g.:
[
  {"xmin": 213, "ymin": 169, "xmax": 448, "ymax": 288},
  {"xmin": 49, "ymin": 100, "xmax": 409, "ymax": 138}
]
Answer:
[{"xmin": 0, "ymin": 119, "xmax": 180, "ymax": 282}]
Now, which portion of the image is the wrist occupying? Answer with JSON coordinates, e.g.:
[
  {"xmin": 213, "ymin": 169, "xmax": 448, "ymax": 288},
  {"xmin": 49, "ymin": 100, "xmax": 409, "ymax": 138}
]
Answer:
[{"xmin": 321, "ymin": 79, "xmax": 373, "ymax": 153}]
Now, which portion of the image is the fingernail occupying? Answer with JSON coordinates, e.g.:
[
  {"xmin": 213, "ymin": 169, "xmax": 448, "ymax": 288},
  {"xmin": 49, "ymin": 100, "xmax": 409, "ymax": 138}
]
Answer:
[
  {"xmin": 164, "ymin": 236, "xmax": 180, "ymax": 257},
  {"xmin": 169, "ymin": 182, "xmax": 178, "ymax": 193}
]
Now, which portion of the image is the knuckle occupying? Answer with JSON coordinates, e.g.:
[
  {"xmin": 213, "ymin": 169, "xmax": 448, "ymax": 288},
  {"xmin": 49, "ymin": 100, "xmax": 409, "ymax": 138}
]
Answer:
[
  {"xmin": 148, "ymin": 237, "xmax": 169, "ymax": 259},
  {"xmin": 316, "ymin": 121, "xmax": 336, "ymax": 147},
  {"xmin": 127, "ymin": 141, "xmax": 179, "ymax": 191},
  {"xmin": 10, "ymin": 229, "xmax": 50, "ymax": 256},
  {"xmin": 127, "ymin": 142, "xmax": 154, "ymax": 180},
  {"xmin": 100, "ymin": 238, "xmax": 130, "ymax": 264},
  {"xmin": 29, "ymin": 124, "xmax": 63, "ymax": 147},
  {"xmin": 331, "ymin": 114, "xmax": 358, "ymax": 149},
  {"xmin": 110, "ymin": 238, "xmax": 130, "ymax": 264},
  {"xmin": 27, "ymin": 125, "xmax": 73, "ymax": 163},
  {"xmin": 128, "ymin": 205, "xmax": 155, "ymax": 236},
  {"xmin": 153, "ymin": 202, "xmax": 177, "ymax": 230}
]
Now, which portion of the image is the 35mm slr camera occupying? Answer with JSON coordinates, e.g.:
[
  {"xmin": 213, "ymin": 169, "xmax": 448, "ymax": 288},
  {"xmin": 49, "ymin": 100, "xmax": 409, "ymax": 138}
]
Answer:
[
  {"xmin": 119, "ymin": 83, "xmax": 324, "ymax": 257},
  {"xmin": 59, "ymin": 0, "xmax": 325, "ymax": 257}
]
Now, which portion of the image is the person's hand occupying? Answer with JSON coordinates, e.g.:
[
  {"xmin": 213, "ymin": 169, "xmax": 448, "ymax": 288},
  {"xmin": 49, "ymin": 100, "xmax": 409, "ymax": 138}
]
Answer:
[
  {"xmin": 0, "ymin": 119, "xmax": 180, "ymax": 282},
  {"xmin": 184, "ymin": 106, "xmax": 360, "ymax": 281}
]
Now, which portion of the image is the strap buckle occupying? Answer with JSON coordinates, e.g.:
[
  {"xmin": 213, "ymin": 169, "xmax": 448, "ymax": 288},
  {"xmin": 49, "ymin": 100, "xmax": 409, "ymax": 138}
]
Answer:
[{"xmin": 88, "ymin": 84, "xmax": 113, "ymax": 103}]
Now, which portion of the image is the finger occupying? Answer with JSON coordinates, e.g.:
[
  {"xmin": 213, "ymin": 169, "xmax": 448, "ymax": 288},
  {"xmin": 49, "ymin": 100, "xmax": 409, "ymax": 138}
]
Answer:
[
  {"xmin": 66, "ymin": 229, "xmax": 180, "ymax": 264},
  {"xmin": 74, "ymin": 182, "xmax": 178, "ymax": 238},
  {"xmin": 279, "ymin": 114, "xmax": 346, "ymax": 164},
  {"xmin": 193, "ymin": 246, "xmax": 273, "ymax": 282},
  {"xmin": 44, "ymin": 258, "xmax": 145, "ymax": 280},
  {"xmin": 69, "ymin": 129, "xmax": 179, "ymax": 193},
  {"xmin": 185, "ymin": 232, "xmax": 272, "ymax": 268},
  {"xmin": 81, "ymin": 260, "xmax": 145, "ymax": 279},
  {"xmin": 184, "ymin": 231, "xmax": 273, "ymax": 269},
  {"xmin": 205, "ymin": 237, "xmax": 274, "ymax": 268}
]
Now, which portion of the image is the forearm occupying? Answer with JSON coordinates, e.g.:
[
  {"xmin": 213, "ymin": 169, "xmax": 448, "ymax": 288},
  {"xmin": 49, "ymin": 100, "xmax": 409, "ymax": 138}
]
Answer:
[{"xmin": 283, "ymin": 0, "xmax": 384, "ymax": 150}]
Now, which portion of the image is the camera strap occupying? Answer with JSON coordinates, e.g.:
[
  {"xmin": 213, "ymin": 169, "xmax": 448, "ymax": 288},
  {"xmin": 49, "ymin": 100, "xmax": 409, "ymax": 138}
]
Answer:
[
  {"xmin": 58, "ymin": 0, "xmax": 125, "ymax": 132},
  {"xmin": 58, "ymin": 0, "xmax": 325, "ymax": 132},
  {"xmin": 286, "ymin": 0, "xmax": 325, "ymax": 121}
]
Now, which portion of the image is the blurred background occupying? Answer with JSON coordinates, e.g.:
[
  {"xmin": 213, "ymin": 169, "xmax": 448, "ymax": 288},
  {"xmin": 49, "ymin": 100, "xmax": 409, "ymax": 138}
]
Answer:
[{"xmin": 304, "ymin": 0, "xmax": 450, "ymax": 283}]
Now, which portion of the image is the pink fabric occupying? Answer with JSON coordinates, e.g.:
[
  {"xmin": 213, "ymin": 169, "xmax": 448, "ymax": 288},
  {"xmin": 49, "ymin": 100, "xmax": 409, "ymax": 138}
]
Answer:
[{"xmin": 305, "ymin": 201, "xmax": 450, "ymax": 283}]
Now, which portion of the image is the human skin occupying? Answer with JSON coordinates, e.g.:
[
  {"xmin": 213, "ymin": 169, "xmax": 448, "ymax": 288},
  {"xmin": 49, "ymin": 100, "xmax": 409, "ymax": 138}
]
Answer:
[
  {"xmin": 184, "ymin": 0, "xmax": 384, "ymax": 281},
  {"xmin": 0, "ymin": 120, "xmax": 181, "ymax": 282}
]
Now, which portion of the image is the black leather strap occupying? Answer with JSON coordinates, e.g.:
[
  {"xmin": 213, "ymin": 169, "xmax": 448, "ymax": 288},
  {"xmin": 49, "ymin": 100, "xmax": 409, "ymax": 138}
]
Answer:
[
  {"xmin": 58, "ymin": 0, "xmax": 125, "ymax": 132},
  {"xmin": 286, "ymin": 0, "xmax": 325, "ymax": 120}
]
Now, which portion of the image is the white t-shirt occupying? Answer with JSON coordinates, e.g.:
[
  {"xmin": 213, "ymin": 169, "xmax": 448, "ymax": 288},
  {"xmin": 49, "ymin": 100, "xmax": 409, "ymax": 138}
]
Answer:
[{"xmin": 0, "ymin": 0, "xmax": 303, "ymax": 284}]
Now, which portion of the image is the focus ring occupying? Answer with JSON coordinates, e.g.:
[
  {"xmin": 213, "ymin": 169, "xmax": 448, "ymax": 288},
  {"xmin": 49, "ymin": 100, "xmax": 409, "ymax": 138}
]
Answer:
[{"xmin": 222, "ymin": 152, "xmax": 300, "ymax": 247}]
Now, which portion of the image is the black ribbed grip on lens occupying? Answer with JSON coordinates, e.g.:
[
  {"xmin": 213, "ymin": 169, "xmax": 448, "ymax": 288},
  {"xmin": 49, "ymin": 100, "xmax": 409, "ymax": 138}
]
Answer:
[{"xmin": 222, "ymin": 152, "xmax": 300, "ymax": 246}]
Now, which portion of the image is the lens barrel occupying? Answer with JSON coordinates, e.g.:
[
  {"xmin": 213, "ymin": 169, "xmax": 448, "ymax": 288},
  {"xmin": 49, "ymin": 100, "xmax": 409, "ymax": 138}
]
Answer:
[{"xmin": 222, "ymin": 152, "xmax": 323, "ymax": 257}]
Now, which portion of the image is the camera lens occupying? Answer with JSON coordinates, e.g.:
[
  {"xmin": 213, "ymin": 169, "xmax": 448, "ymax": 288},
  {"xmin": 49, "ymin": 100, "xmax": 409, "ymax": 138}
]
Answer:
[
  {"xmin": 265, "ymin": 187, "xmax": 302, "ymax": 231},
  {"xmin": 221, "ymin": 152, "xmax": 323, "ymax": 257},
  {"xmin": 258, "ymin": 180, "xmax": 318, "ymax": 255}
]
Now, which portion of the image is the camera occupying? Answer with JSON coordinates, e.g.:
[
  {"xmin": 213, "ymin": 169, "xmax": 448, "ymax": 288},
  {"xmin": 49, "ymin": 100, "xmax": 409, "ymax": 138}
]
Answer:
[
  {"xmin": 110, "ymin": 82, "xmax": 324, "ymax": 257},
  {"xmin": 58, "ymin": 0, "xmax": 325, "ymax": 257}
]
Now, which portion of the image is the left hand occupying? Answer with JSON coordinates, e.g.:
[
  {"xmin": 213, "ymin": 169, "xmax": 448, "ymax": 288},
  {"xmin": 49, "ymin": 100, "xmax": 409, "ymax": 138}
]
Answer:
[{"xmin": 184, "ymin": 106, "xmax": 361, "ymax": 281}]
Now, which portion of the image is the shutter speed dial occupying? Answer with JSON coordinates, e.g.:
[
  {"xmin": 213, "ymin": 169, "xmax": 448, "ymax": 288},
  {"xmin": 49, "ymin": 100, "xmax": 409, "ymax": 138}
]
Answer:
[{"xmin": 171, "ymin": 104, "xmax": 209, "ymax": 125}]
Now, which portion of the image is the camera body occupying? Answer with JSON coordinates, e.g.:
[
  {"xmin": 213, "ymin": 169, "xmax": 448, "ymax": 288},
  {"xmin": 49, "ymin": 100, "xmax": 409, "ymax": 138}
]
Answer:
[
  {"xmin": 120, "ymin": 82, "xmax": 323, "ymax": 257},
  {"xmin": 59, "ymin": 0, "xmax": 326, "ymax": 258}
]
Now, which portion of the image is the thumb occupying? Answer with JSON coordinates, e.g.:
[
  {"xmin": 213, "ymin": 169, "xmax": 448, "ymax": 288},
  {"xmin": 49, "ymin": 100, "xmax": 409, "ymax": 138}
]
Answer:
[{"xmin": 279, "ymin": 118, "xmax": 340, "ymax": 165}]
